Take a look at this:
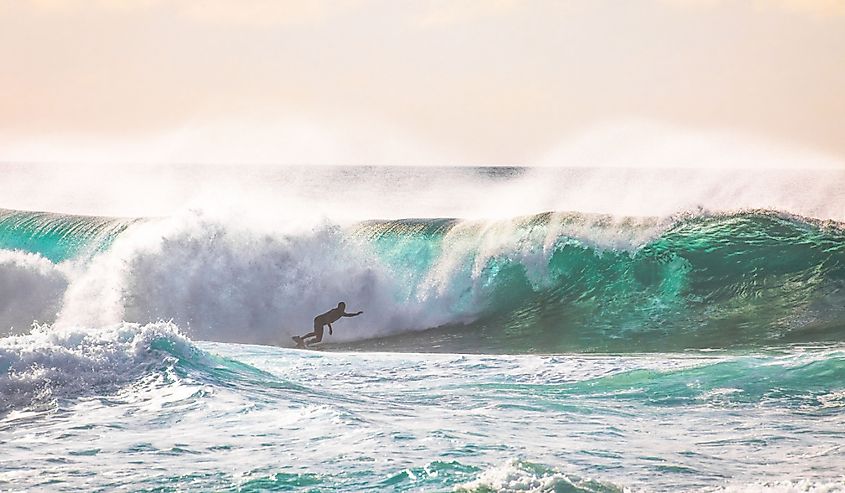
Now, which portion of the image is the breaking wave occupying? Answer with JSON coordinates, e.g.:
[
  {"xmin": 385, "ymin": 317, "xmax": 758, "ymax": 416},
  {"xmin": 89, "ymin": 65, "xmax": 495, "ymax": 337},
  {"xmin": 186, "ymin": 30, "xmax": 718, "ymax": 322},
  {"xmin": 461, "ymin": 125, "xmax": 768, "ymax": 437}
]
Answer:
[{"xmin": 0, "ymin": 207, "xmax": 843, "ymax": 352}]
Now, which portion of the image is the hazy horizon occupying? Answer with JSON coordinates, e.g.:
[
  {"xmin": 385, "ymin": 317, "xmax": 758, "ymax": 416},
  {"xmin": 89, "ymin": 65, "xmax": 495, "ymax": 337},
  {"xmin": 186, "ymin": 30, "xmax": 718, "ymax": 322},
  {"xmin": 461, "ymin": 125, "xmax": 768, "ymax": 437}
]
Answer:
[{"xmin": 1, "ymin": 0, "xmax": 844, "ymax": 168}]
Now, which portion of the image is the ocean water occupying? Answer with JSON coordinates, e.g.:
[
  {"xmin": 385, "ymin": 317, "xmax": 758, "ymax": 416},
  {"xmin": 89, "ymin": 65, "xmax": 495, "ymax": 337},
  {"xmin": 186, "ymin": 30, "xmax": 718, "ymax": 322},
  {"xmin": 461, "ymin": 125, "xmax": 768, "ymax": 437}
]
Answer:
[{"xmin": 1, "ymin": 166, "xmax": 845, "ymax": 492}]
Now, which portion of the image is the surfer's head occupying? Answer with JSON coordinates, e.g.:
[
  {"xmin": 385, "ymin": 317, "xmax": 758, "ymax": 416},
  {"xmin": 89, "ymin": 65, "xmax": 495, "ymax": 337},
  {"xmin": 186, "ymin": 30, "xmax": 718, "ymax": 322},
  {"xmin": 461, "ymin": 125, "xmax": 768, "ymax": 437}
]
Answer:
[{"xmin": 338, "ymin": 302, "xmax": 346, "ymax": 309}]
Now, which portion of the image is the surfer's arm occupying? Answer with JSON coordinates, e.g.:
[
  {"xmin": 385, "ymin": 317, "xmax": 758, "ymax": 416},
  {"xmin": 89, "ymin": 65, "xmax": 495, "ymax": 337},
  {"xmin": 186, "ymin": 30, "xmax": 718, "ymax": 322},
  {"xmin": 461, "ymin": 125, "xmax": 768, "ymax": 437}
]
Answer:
[
  {"xmin": 343, "ymin": 311, "xmax": 363, "ymax": 317},
  {"xmin": 328, "ymin": 323, "xmax": 332, "ymax": 335}
]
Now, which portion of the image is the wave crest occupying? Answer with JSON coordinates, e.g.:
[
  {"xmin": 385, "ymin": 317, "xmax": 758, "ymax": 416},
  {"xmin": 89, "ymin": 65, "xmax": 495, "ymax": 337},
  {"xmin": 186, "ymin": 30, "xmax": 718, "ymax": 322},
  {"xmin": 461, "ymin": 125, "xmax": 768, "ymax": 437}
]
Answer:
[{"xmin": 0, "ymin": 322, "xmax": 196, "ymax": 413}]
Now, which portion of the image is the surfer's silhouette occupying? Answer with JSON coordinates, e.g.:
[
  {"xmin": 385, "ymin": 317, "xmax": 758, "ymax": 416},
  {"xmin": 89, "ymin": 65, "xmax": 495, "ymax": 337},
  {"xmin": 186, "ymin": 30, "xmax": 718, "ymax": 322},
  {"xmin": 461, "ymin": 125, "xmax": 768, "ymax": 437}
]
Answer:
[{"xmin": 292, "ymin": 302, "xmax": 362, "ymax": 347}]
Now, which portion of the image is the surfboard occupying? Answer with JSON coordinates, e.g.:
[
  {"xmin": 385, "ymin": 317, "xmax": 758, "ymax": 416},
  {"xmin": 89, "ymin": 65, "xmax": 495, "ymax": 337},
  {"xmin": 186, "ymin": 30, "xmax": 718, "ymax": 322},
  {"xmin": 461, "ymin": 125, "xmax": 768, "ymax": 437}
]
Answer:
[{"xmin": 291, "ymin": 336, "xmax": 326, "ymax": 350}]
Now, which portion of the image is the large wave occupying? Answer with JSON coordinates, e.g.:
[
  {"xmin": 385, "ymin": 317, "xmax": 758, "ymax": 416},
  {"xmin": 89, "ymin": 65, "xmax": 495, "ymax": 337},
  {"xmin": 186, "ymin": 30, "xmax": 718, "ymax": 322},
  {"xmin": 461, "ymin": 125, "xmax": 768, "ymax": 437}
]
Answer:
[
  {"xmin": 0, "ymin": 205, "xmax": 843, "ymax": 352},
  {"xmin": 350, "ymin": 211, "xmax": 845, "ymax": 352}
]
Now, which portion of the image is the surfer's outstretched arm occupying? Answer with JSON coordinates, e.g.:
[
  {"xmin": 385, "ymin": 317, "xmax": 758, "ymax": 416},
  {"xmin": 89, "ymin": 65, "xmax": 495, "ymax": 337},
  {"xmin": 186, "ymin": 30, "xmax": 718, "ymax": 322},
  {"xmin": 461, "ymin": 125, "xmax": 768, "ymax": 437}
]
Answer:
[{"xmin": 343, "ymin": 311, "xmax": 363, "ymax": 317}]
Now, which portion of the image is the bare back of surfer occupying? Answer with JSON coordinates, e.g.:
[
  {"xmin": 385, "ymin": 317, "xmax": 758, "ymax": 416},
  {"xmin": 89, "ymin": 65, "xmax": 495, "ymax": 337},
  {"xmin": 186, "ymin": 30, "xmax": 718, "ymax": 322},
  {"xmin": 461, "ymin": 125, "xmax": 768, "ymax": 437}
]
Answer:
[{"xmin": 293, "ymin": 302, "xmax": 363, "ymax": 347}]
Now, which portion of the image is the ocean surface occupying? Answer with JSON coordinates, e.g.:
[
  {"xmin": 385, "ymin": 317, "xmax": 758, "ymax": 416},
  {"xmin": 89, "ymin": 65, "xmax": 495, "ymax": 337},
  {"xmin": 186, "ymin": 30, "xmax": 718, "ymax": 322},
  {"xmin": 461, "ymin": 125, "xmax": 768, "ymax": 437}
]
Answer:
[{"xmin": 1, "ymin": 166, "xmax": 844, "ymax": 492}]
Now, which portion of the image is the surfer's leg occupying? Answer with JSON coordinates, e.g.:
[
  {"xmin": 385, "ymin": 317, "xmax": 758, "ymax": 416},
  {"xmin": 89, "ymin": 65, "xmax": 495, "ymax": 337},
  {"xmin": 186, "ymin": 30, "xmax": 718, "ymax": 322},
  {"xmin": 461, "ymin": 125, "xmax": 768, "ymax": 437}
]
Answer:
[
  {"xmin": 300, "ymin": 317, "xmax": 323, "ymax": 342},
  {"xmin": 311, "ymin": 326, "xmax": 325, "ymax": 343},
  {"xmin": 306, "ymin": 318, "xmax": 325, "ymax": 343}
]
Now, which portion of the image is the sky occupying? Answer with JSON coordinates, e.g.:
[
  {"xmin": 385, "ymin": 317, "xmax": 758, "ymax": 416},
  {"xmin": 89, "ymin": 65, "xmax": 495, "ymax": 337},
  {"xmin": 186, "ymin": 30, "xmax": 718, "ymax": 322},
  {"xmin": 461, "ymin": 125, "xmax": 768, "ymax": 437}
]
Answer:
[{"xmin": 0, "ymin": 0, "xmax": 843, "ymax": 167}]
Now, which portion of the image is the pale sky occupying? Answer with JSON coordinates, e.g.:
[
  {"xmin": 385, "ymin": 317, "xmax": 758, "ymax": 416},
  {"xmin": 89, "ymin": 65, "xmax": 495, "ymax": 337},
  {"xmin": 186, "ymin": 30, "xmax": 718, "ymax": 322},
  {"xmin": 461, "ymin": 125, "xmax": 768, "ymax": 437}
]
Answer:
[{"xmin": 0, "ymin": 0, "xmax": 843, "ymax": 166}]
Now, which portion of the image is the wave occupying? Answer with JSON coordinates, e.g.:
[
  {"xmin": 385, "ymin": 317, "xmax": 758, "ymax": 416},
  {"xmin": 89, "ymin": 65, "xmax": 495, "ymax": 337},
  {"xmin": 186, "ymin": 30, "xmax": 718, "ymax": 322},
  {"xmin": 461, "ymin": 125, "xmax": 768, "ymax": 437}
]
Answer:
[
  {"xmin": 0, "ymin": 322, "xmax": 196, "ymax": 413},
  {"xmin": 0, "ymin": 321, "xmax": 294, "ymax": 415},
  {"xmin": 553, "ymin": 349, "xmax": 845, "ymax": 408},
  {"xmin": 349, "ymin": 210, "xmax": 845, "ymax": 351},
  {"xmin": 0, "ymin": 207, "xmax": 843, "ymax": 352}
]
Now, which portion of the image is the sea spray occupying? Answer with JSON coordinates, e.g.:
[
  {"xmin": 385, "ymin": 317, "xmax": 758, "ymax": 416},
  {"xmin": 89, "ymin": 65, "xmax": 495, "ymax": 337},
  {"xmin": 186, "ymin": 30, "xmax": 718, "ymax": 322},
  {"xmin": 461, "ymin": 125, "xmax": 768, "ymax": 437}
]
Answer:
[
  {"xmin": 54, "ymin": 210, "xmax": 471, "ymax": 343},
  {"xmin": 0, "ymin": 250, "xmax": 68, "ymax": 334}
]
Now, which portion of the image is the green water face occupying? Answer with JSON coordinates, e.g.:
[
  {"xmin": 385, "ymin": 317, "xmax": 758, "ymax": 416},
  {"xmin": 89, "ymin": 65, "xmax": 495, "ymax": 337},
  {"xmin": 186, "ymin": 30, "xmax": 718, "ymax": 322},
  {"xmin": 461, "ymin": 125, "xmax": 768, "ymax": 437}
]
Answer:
[
  {"xmin": 0, "ymin": 209, "xmax": 137, "ymax": 262},
  {"xmin": 352, "ymin": 213, "xmax": 845, "ymax": 353}
]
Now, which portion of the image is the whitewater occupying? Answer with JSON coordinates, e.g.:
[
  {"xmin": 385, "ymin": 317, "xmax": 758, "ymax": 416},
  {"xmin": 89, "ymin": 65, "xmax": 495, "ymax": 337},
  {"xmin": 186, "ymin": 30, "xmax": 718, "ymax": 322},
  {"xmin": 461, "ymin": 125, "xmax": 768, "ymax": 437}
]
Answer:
[{"xmin": 2, "ymin": 165, "xmax": 845, "ymax": 492}]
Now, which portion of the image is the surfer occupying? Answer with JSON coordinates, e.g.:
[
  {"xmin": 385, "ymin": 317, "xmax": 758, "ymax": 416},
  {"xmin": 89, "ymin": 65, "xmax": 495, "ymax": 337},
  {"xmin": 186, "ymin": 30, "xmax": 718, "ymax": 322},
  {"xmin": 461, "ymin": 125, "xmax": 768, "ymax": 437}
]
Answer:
[{"xmin": 293, "ymin": 302, "xmax": 363, "ymax": 347}]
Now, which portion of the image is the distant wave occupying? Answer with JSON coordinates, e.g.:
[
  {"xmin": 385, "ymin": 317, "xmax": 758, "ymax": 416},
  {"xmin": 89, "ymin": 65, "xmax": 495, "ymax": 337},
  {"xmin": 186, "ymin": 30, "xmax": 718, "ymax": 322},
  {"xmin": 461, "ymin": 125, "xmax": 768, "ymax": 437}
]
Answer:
[{"xmin": 0, "ymin": 207, "xmax": 843, "ymax": 352}]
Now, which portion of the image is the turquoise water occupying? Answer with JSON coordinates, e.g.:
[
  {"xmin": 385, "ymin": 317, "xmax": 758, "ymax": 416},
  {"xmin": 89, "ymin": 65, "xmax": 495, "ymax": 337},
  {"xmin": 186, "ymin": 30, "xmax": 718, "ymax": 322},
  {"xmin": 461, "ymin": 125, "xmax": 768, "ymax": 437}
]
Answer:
[
  {"xmin": 0, "ymin": 208, "xmax": 136, "ymax": 262},
  {"xmin": 354, "ymin": 212, "xmax": 845, "ymax": 353},
  {"xmin": 1, "ymin": 177, "xmax": 845, "ymax": 491},
  {"xmin": 2, "ymin": 325, "xmax": 844, "ymax": 491}
]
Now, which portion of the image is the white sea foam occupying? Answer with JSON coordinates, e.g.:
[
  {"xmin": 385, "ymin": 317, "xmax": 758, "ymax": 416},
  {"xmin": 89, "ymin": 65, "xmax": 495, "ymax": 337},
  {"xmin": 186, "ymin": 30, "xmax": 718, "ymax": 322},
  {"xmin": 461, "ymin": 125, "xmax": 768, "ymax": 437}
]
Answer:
[
  {"xmin": 454, "ymin": 459, "xmax": 623, "ymax": 493},
  {"xmin": 0, "ymin": 321, "xmax": 191, "ymax": 412},
  {"xmin": 0, "ymin": 249, "xmax": 68, "ymax": 335},
  {"xmin": 712, "ymin": 479, "xmax": 845, "ymax": 493},
  {"xmin": 455, "ymin": 460, "xmax": 845, "ymax": 492},
  {"xmin": 56, "ymin": 210, "xmax": 474, "ymax": 344}
]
